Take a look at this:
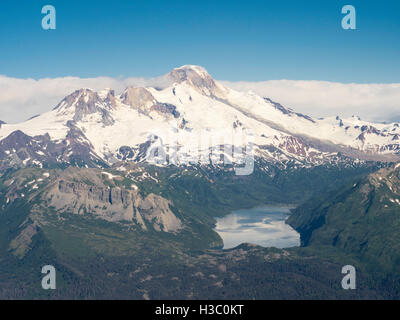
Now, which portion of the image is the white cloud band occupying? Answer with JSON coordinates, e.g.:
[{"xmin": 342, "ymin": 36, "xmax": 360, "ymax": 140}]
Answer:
[
  {"xmin": 0, "ymin": 75, "xmax": 399, "ymax": 123},
  {"xmin": 221, "ymin": 80, "xmax": 400, "ymax": 123}
]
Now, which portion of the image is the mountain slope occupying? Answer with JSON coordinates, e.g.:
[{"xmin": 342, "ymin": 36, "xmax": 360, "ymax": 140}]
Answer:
[
  {"xmin": 0, "ymin": 65, "xmax": 399, "ymax": 299},
  {"xmin": 288, "ymin": 163, "xmax": 400, "ymax": 275},
  {"xmin": 0, "ymin": 65, "xmax": 398, "ymax": 173},
  {"xmin": 0, "ymin": 164, "xmax": 393, "ymax": 299}
]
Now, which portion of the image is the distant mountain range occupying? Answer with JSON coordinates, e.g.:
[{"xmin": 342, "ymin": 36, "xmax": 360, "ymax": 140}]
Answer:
[{"xmin": 0, "ymin": 65, "xmax": 399, "ymax": 173}]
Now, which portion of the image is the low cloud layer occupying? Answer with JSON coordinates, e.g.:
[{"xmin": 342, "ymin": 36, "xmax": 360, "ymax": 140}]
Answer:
[
  {"xmin": 0, "ymin": 75, "xmax": 399, "ymax": 124},
  {"xmin": 0, "ymin": 75, "xmax": 170, "ymax": 123},
  {"xmin": 221, "ymin": 80, "xmax": 400, "ymax": 123}
]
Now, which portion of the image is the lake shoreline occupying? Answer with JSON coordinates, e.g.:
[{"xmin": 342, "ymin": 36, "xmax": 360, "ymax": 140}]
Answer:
[{"xmin": 214, "ymin": 205, "xmax": 301, "ymax": 250}]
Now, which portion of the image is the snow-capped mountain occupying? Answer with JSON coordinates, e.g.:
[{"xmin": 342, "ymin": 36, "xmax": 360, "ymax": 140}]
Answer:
[{"xmin": 0, "ymin": 65, "xmax": 399, "ymax": 171}]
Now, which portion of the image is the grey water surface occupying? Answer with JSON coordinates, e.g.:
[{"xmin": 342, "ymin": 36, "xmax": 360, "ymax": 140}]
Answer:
[{"xmin": 215, "ymin": 206, "xmax": 300, "ymax": 249}]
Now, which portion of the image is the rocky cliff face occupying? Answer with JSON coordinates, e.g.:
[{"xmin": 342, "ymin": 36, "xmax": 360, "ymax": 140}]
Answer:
[
  {"xmin": 55, "ymin": 88, "xmax": 115, "ymax": 126},
  {"xmin": 121, "ymin": 87, "xmax": 180, "ymax": 120},
  {"xmin": 122, "ymin": 87, "xmax": 157, "ymax": 112},
  {"xmin": 3, "ymin": 167, "xmax": 182, "ymax": 233},
  {"xmin": 45, "ymin": 179, "xmax": 181, "ymax": 232},
  {"xmin": 46, "ymin": 172, "xmax": 182, "ymax": 232}
]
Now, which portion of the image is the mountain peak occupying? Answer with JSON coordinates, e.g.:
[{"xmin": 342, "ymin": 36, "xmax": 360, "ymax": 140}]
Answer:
[
  {"xmin": 167, "ymin": 65, "xmax": 227, "ymax": 97},
  {"xmin": 174, "ymin": 64, "xmax": 210, "ymax": 76},
  {"xmin": 51, "ymin": 88, "xmax": 115, "ymax": 126},
  {"xmin": 167, "ymin": 65, "xmax": 212, "ymax": 83},
  {"xmin": 121, "ymin": 87, "xmax": 157, "ymax": 110},
  {"xmin": 54, "ymin": 88, "xmax": 97, "ymax": 110}
]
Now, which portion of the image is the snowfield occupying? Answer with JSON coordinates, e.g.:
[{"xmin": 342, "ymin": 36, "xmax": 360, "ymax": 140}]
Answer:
[{"xmin": 0, "ymin": 65, "xmax": 399, "ymax": 169}]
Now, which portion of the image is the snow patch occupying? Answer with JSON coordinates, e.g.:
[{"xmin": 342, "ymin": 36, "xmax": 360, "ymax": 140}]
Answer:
[{"xmin": 101, "ymin": 171, "xmax": 120, "ymax": 180}]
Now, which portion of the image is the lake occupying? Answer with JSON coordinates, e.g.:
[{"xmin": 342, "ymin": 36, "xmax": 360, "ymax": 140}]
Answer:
[{"xmin": 214, "ymin": 206, "xmax": 300, "ymax": 249}]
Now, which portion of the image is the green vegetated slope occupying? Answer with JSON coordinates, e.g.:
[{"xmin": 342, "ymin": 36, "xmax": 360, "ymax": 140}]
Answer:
[
  {"xmin": 288, "ymin": 165, "xmax": 400, "ymax": 285},
  {"xmin": 0, "ymin": 161, "xmax": 396, "ymax": 299}
]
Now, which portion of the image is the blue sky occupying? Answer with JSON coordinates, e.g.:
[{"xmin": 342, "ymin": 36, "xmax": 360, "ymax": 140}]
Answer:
[{"xmin": 0, "ymin": 0, "xmax": 399, "ymax": 82}]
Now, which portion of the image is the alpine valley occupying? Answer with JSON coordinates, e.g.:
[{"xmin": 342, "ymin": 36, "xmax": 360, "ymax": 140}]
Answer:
[{"xmin": 0, "ymin": 65, "xmax": 399, "ymax": 299}]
